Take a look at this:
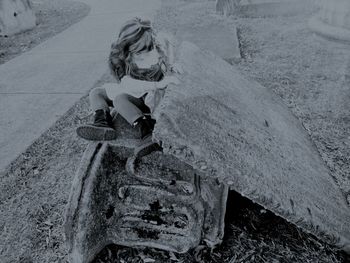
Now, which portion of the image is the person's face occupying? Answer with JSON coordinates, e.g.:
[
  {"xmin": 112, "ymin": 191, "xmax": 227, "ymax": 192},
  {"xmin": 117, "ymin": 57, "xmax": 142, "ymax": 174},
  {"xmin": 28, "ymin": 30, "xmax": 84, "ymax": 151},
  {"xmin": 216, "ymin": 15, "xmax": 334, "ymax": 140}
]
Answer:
[{"xmin": 132, "ymin": 48, "xmax": 159, "ymax": 68}]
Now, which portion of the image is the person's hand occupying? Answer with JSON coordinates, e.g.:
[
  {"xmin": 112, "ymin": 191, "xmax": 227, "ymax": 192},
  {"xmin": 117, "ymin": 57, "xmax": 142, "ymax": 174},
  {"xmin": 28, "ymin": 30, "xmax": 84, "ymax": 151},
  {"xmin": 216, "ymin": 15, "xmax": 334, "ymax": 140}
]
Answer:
[{"xmin": 155, "ymin": 76, "xmax": 181, "ymax": 88}]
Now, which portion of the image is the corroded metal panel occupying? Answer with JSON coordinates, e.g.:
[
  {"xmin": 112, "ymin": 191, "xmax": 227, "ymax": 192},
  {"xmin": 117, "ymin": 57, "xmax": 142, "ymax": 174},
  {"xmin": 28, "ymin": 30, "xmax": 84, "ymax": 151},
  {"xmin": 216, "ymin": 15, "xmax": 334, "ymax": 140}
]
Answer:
[{"xmin": 65, "ymin": 142, "xmax": 228, "ymax": 263}]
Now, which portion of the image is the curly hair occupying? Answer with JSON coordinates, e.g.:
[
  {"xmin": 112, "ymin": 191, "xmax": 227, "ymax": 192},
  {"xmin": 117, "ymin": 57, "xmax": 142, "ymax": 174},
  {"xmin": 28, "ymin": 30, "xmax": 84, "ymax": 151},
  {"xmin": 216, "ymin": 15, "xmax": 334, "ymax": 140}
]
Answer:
[{"xmin": 108, "ymin": 17, "xmax": 157, "ymax": 82}]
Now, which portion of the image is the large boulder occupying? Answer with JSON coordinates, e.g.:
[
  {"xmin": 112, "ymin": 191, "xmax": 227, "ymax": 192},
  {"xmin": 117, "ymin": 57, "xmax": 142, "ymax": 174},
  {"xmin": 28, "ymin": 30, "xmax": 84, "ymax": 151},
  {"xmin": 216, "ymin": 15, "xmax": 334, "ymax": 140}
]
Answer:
[
  {"xmin": 152, "ymin": 41, "xmax": 350, "ymax": 253},
  {"xmin": 0, "ymin": 0, "xmax": 36, "ymax": 36}
]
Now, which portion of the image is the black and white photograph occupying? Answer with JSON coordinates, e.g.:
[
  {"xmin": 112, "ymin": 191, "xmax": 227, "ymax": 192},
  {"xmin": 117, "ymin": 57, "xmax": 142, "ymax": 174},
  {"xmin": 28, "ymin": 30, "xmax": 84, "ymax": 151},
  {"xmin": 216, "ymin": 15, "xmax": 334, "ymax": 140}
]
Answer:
[{"xmin": 0, "ymin": 0, "xmax": 349, "ymax": 262}]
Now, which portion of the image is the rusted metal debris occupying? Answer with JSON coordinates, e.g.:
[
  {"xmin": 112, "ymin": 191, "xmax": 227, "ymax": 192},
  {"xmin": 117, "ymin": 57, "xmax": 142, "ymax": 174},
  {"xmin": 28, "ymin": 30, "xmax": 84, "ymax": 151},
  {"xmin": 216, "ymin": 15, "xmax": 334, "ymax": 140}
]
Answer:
[{"xmin": 64, "ymin": 142, "xmax": 228, "ymax": 263}]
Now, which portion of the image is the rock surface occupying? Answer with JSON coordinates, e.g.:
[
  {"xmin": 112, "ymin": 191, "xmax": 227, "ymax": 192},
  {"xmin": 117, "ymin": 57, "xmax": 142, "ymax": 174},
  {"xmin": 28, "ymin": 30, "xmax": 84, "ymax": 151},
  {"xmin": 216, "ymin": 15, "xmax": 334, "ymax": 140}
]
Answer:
[
  {"xmin": 0, "ymin": 0, "xmax": 36, "ymax": 36},
  {"xmin": 64, "ymin": 141, "xmax": 228, "ymax": 263},
  {"xmin": 152, "ymin": 41, "xmax": 350, "ymax": 253}
]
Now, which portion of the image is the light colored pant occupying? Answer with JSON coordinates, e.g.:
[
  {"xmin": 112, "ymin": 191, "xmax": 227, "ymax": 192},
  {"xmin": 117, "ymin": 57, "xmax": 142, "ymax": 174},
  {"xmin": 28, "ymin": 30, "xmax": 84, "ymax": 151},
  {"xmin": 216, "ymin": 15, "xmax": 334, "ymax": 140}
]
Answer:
[{"xmin": 89, "ymin": 87, "xmax": 150, "ymax": 125}]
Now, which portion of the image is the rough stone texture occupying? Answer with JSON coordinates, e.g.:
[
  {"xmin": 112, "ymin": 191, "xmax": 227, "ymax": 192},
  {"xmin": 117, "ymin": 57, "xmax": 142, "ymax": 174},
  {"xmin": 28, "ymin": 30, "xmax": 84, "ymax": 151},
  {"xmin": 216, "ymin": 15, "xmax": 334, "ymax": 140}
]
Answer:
[
  {"xmin": 152, "ymin": 41, "xmax": 350, "ymax": 253},
  {"xmin": 0, "ymin": 0, "xmax": 36, "ymax": 36},
  {"xmin": 309, "ymin": 0, "xmax": 350, "ymax": 42},
  {"xmin": 64, "ymin": 139, "xmax": 228, "ymax": 263},
  {"xmin": 216, "ymin": 0, "xmax": 314, "ymax": 17}
]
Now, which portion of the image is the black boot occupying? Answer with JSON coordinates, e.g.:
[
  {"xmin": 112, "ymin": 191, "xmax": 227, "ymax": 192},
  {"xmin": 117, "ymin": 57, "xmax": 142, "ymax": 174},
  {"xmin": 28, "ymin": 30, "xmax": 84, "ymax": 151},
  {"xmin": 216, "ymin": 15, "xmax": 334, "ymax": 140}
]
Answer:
[
  {"xmin": 133, "ymin": 115, "xmax": 160, "ymax": 155},
  {"xmin": 133, "ymin": 115, "xmax": 156, "ymax": 140},
  {"xmin": 76, "ymin": 109, "xmax": 117, "ymax": 141}
]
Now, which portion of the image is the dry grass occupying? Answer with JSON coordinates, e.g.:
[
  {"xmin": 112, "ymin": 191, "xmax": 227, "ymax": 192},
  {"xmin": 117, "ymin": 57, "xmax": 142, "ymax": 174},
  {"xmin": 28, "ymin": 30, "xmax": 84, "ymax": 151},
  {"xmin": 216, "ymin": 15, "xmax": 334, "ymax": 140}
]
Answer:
[
  {"xmin": 0, "ymin": 73, "xmax": 113, "ymax": 262},
  {"xmin": 1, "ymin": 0, "xmax": 349, "ymax": 262}
]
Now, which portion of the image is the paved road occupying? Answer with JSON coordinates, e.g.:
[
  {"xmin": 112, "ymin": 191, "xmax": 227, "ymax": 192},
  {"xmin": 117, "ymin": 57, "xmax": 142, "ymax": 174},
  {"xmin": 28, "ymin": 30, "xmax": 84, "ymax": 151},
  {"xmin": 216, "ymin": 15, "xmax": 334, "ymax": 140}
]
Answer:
[{"xmin": 0, "ymin": 0, "xmax": 160, "ymax": 172}]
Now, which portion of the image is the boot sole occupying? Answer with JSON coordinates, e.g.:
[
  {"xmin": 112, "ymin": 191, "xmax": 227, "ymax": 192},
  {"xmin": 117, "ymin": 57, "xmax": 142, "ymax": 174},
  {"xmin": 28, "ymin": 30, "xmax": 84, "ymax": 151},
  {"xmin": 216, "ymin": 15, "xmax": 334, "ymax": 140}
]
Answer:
[{"xmin": 76, "ymin": 125, "xmax": 118, "ymax": 141}]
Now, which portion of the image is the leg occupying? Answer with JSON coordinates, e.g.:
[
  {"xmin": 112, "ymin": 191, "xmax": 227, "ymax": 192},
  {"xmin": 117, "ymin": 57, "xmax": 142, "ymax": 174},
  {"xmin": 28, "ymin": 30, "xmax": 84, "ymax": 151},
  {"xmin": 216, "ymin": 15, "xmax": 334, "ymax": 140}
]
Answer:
[
  {"xmin": 76, "ymin": 87, "xmax": 117, "ymax": 141},
  {"xmin": 89, "ymin": 87, "xmax": 114, "ymax": 111},
  {"xmin": 113, "ymin": 93, "xmax": 150, "ymax": 126},
  {"xmin": 114, "ymin": 93, "xmax": 155, "ymax": 140}
]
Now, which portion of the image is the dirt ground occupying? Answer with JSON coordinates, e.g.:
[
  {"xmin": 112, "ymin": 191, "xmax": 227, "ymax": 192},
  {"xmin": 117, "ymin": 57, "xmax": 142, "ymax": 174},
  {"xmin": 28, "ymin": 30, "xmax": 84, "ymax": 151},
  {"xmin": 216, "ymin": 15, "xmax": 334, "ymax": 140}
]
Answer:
[
  {"xmin": 0, "ymin": 0, "xmax": 349, "ymax": 262},
  {"xmin": 0, "ymin": 0, "xmax": 90, "ymax": 65}
]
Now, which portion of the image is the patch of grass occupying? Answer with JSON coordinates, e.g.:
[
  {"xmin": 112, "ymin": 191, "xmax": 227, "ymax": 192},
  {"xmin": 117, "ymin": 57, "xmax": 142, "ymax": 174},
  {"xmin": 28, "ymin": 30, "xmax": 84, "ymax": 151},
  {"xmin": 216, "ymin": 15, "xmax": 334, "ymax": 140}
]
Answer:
[
  {"xmin": 0, "ymin": 73, "xmax": 113, "ymax": 263},
  {"xmin": 0, "ymin": 0, "xmax": 90, "ymax": 65}
]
